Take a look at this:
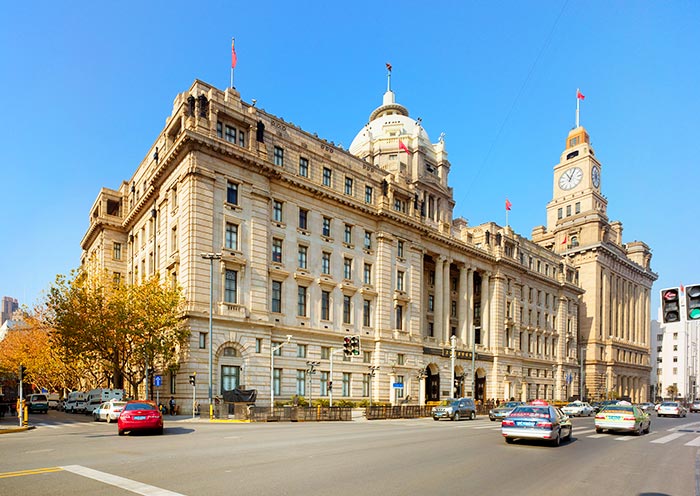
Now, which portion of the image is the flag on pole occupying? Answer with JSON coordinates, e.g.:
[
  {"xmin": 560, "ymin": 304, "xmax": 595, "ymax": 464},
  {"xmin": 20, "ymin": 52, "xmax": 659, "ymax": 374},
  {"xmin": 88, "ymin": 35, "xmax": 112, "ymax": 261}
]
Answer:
[
  {"xmin": 561, "ymin": 236, "xmax": 568, "ymax": 245},
  {"xmin": 505, "ymin": 199, "xmax": 512, "ymax": 211},
  {"xmin": 681, "ymin": 283, "xmax": 685, "ymax": 293},
  {"xmin": 386, "ymin": 62, "xmax": 392, "ymax": 72},
  {"xmin": 231, "ymin": 38, "xmax": 238, "ymax": 69},
  {"xmin": 398, "ymin": 139, "xmax": 411, "ymax": 154},
  {"xmin": 577, "ymin": 89, "xmax": 585, "ymax": 100}
]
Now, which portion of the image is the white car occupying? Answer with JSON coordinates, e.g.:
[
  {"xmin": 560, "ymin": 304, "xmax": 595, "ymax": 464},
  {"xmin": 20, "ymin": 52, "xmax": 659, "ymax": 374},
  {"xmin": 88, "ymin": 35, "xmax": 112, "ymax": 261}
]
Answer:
[
  {"xmin": 561, "ymin": 401, "xmax": 595, "ymax": 417},
  {"xmin": 658, "ymin": 402, "xmax": 687, "ymax": 418},
  {"xmin": 93, "ymin": 400, "xmax": 128, "ymax": 423}
]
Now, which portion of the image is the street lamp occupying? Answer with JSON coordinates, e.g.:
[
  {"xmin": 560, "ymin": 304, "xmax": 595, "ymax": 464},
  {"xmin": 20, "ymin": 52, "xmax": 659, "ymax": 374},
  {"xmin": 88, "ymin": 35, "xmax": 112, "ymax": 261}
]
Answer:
[
  {"xmin": 450, "ymin": 334, "xmax": 456, "ymax": 398},
  {"xmin": 306, "ymin": 361, "xmax": 320, "ymax": 406},
  {"xmin": 368, "ymin": 366, "xmax": 379, "ymax": 407},
  {"xmin": 271, "ymin": 335, "xmax": 292, "ymax": 408},
  {"xmin": 201, "ymin": 252, "xmax": 222, "ymax": 419}
]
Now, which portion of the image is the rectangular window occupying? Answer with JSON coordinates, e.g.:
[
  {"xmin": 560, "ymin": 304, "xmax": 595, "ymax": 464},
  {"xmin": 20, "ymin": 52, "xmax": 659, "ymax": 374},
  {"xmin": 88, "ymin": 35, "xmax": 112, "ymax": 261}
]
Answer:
[
  {"xmin": 299, "ymin": 208, "xmax": 308, "ymax": 230},
  {"xmin": 221, "ymin": 365, "xmax": 240, "ymax": 393},
  {"xmin": 255, "ymin": 338, "xmax": 262, "ymax": 353},
  {"xmin": 217, "ymin": 121, "xmax": 223, "ymax": 138},
  {"xmin": 227, "ymin": 182, "xmax": 239, "ymax": 205},
  {"xmin": 271, "ymin": 281, "xmax": 282, "ymax": 313},
  {"xmin": 344, "ymin": 224, "xmax": 353, "ymax": 244},
  {"xmin": 199, "ymin": 332, "xmax": 206, "ymax": 349},
  {"xmin": 273, "ymin": 200, "xmax": 283, "ymax": 222},
  {"xmin": 343, "ymin": 258, "xmax": 352, "ymax": 279},
  {"xmin": 321, "ymin": 290, "xmax": 330, "ymax": 320},
  {"xmin": 297, "ymin": 344, "xmax": 307, "ymax": 358},
  {"xmin": 299, "ymin": 157, "xmax": 309, "ymax": 177},
  {"xmin": 113, "ymin": 242, "xmax": 122, "ymax": 260},
  {"xmin": 343, "ymin": 295, "xmax": 352, "ymax": 324},
  {"xmin": 225, "ymin": 125, "xmax": 237, "ymax": 143},
  {"xmin": 239, "ymin": 130, "xmax": 245, "ymax": 147},
  {"xmin": 362, "ymin": 374, "xmax": 370, "ymax": 397},
  {"xmin": 273, "ymin": 368, "xmax": 281, "ymax": 395},
  {"xmin": 397, "ymin": 271, "xmax": 405, "ymax": 291},
  {"xmin": 363, "ymin": 263, "xmax": 372, "ymax": 285},
  {"xmin": 365, "ymin": 185, "xmax": 373, "ymax": 204},
  {"xmin": 566, "ymin": 205, "xmax": 572, "ymax": 216},
  {"xmin": 363, "ymin": 350, "xmax": 371, "ymax": 363},
  {"xmin": 397, "ymin": 353, "xmax": 405, "ymax": 365},
  {"xmin": 274, "ymin": 146, "xmax": 284, "ymax": 166},
  {"xmin": 344, "ymin": 176, "xmax": 353, "ymax": 195},
  {"xmin": 342, "ymin": 372, "xmax": 351, "ymax": 397},
  {"xmin": 396, "ymin": 375, "xmax": 405, "ymax": 398},
  {"xmin": 321, "ymin": 347, "xmax": 330, "ymax": 360},
  {"xmin": 272, "ymin": 341, "xmax": 282, "ymax": 356},
  {"xmin": 322, "ymin": 252, "xmax": 331, "ymax": 275},
  {"xmin": 225, "ymin": 269, "xmax": 237, "ymax": 303},
  {"xmin": 322, "ymin": 216, "xmax": 331, "ymax": 237},
  {"xmin": 575, "ymin": 202, "xmax": 581, "ymax": 214},
  {"xmin": 397, "ymin": 240, "xmax": 404, "ymax": 258},
  {"xmin": 396, "ymin": 305, "xmax": 404, "ymax": 330},
  {"xmin": 298, "ymin": 286, "xmax": 308, "ymax": 317},
  {"xmin": 428, "ymin": 295, "xmax": 434, "ymax": 312},
  {"xmin": 364, "ymin": 231, "xmax": 372, "ymax": 249},
  {"xmin": 298, "ymin": 245, "xmax": 308, "ymax": 269},
  {"xmin": 557, "ymin": 208, "xmax": 563, "ymax": 220},
  {"xmin": 451, "ymin": 301, "xmax": 457, "ymax": 318},
  {"xmin": 296, "ymin": 370, "xmax": 306, "ymax": 396},
  {"xmin": 320, "ymin": 371, "xmax": 329, "ymax": 396},
  {"xmin": 363, "ymin": 299, "xmax": 371, "ymax": 327},
  {"xmin": 113, "ymin": 272, "xmax": 121, "ymax": 286},
  {"xmin": 272, "ymin": 238, "xmax": 283, "ymax": 263},
  {"xmin": 225, "ymin": 223, "xmax": 238, "ymax": 250},
  {"xmin": 323, "ymin": 167, "xmax": 332, "ymax": 187}
]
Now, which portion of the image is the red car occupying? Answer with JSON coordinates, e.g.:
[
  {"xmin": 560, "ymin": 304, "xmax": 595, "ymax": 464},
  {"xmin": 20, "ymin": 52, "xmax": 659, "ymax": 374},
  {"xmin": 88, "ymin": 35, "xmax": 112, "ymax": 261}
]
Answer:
[{"xmin": 118, "ymin": 400, "xmax": 163, "ymax": 436}]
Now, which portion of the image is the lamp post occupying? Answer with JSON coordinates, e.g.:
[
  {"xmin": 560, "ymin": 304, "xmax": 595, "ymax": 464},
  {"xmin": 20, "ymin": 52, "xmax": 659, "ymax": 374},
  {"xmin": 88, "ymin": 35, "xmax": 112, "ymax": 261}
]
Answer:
[
  {"xmin": 329, "ymin": 347, "xmax": 344, "ymax": 407},
  {"xmin": 201, "ymin": 252, "xmax": 222, "ymax": 419},
  {"xmin": 306, "ymin": 361, "xmax": 320, "ymax": 406},
  {"xmin": 450, "ymin": 334, "xmax": 456, "ymax": 397},
  {"xmin": 271, "ymin": 335, "xmax": 292, "ymax": 408},
  {"xmin": 368, "ymin": 366, "xmax": 379, "ymax": 407}
]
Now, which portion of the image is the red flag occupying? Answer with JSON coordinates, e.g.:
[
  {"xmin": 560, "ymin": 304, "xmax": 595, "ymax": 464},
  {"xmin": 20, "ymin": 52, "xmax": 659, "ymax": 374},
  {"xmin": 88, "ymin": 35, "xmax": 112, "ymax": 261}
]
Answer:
[
  {"xmin": 681, "ymin": 283, "xmax": 685, "ymax": 293},
  {"xmin": 398, "ymin": 139, "xmax": 411, "ymax": 154},
  {"xmin": 386, "ymin": 62, "xmax": 392, "ymax": 72},
  {"xmin": 561, "ymin": 236, "xmax": 568, "ymax": 245},
  {"xmin": 505, "ymin": 199, "xmax": 512, "ymax": 211},
  {"xmin": 577, "ymin": 89, "xmax": 585, "ymax": 100},
  {"xmin": 231, "ymin": 38, "xmax": 237, "ymax": 69}
]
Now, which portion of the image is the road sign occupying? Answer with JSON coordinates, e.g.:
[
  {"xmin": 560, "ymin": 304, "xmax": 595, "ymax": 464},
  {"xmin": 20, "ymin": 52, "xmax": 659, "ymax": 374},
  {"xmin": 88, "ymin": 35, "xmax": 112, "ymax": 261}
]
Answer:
[
  {"xmin": 154, "ymin": 375, "xmax": 162, "ymax": 387},
  {"xmin": 392, "ymin": 383, "xmax": 404, "ymax": 388}
]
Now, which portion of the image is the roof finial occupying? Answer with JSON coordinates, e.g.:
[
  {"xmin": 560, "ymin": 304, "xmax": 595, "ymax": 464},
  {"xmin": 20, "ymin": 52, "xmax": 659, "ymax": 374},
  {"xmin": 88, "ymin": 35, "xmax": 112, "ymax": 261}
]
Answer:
[{"xmin": 386, "ymin": 62, "xmax": 392, "ymax": 92}]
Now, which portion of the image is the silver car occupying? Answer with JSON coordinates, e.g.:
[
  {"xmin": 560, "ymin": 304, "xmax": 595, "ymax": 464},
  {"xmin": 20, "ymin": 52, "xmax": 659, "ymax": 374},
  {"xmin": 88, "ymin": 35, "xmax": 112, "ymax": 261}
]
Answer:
[
  {"xmin": 432, "ymin": 398, "xmax": 477, "ymax": 421},
  {"xmin": 501, "ymin": 403, "xmax": 572, "ymax": 446},
  {"xmin": 489, "ymin": 401, "xmax": 524, "ymax": 421}
]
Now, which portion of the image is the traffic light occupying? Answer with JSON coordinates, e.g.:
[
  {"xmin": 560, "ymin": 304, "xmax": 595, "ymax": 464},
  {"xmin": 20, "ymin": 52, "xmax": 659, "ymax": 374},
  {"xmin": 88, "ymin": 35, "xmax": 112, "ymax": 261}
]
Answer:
[
  {"xmin": 350, "ymin": 335, "xmax": 361, "ymax": 356},
  {"xmin": 687, "ymin": 285, "xmax": 700, "ymax": 320},
  {"xmin": 19, "ymin": 364, "xmax": 26, "ymax": 380},
  {"xmin": 189, "ymin": 374, "xmax": 196, "ymax": 386},
  {"xmin": 343, "ymin": 336, "xmax": 352, "ymax": 357},
  {"xmin": 661, "ymin": 288, "xmax": 680, "ymax": 323}
]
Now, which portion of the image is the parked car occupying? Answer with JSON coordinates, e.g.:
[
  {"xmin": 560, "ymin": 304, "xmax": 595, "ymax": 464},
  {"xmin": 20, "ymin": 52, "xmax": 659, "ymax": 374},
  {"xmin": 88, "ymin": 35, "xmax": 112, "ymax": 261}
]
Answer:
[
  {"xmin": 489, "ymin": 401, "xmax": 524, "ymax": 421},
  {"xmin": 595, "ymin": 404, "xmax": 650, "ymax": 435},
  {"xmin": 93, "ymin": 400, "xmax": 127, "ymax": 423},
  {"xmin": 64, "ymin": 391, "xmax": 87, "ymax": 413},
  {"xmin": 432, "ymin": 398, "xmax": 477, "ymax": 421},
  {"xmin": 637, "ymin": 402, "xmax": 656, "ymax": 414},
  {"xmin": 658, "ymin": 402, "xmax": 687, "ymax": 418},
  {"xmin": 118, "ymin": 401, "xmax": 164, "ymax": 435},
  {"xmin": 47, "ymin": 393, "xmax": 60, "ymax": 410},
  {"xmin": 27, "ymin": 394, "xmax": 49, "ymax": 414},
  {"xmin": 501, "ymin": 402, "xmax": 572, "ymax": 446},
  {"xmin": 562, "ymin": 401, "xmax": 595, "ymax": 417},
  {"xmin": 690, "ymin": 401, "xmax": 700, "ymax": 413}
]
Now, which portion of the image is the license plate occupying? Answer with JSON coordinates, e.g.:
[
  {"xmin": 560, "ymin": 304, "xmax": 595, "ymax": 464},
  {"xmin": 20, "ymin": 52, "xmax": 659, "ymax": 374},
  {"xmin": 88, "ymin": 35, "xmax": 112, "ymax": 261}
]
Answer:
[
  {"xmin": 134, "ymin": 415, "xmax": 146, "ymax": 420},
  {"xmin": 517, "ymin": 421, "xmax": 535, "ymax": 427},
  {"xmin": 607, "ymin": 415, "xmax": 620, "ymax": 420}
]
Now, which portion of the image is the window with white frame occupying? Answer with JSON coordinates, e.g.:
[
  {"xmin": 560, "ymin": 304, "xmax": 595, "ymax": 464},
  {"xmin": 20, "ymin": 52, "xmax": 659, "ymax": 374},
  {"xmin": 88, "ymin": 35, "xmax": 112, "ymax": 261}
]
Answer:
[
  {"xmin": 224, "ymin": 269, "xmax": 237, "ymax": 303},
  {"xmin": 344, "ymin": 176, "xmax": 353, "ymax": 195},
  {"xmin": 363, "ymin": 263, "xmax": 372, "ymax": 285},
  {"xmin": 344, "ymin": 224, "xmax": 352, "ymax": 244},
  {"xmin": 299, "ymin": 157, "xmax": 309, "ymax": 177},
  {"xmin": 323, "ymin": 167, "xmax": 332, "ymax": 187},
  {"xmin": 320, "ymin": 371, "xmax": 329, "ymax": 396},
  {"xmin": 364, "ymin": 231, "xmax": 372, "ymax": 249},
  {"xmin": 343, "ymin": 295, "xmax": 352, "ymax": 324},
  {"xmin": 397, "ymin": 271, "xmax": 405, "ymax": 291},
  {"xmin": 397, "ymin": 240, "xmax": 404, "ymax": 258},
  {"xmin": 296, "ymin": 370, "xmax": 306, "ymax": 396},
  {"xmin": 272, "ymin": 238, "xmax": 283, "ymax": 263},
  {"xmin": 342, "ymin": 372, "xmax": 351, "ymax": 396},
  {"xmin": 271, "ymin": 281, "xmax": 282, "ymax": 313},
  {"xmin": 273, "ymin": 368, "xmax": 281, "ymax": 395},
  {"xmin": 113, "ymin": 242, "xmax": 122, "ymax": 260},
  {"xmin": 322, "ymin": 252, "xmax": 331, "ymax": 275},
  {"xmin": 365, "ymin": 185, "xmax": 373, "ymax": 204},
  {"xmin": 274, "ymin": 146, "xmax": 284, "ymax": 166},
  {"xmin": 225, "ymin": 223, "xmax": 238, "ymax": 250},
  {"xmin": 221, "ymin": 365, "xmax": 240, "ymax": 393},
  {"xmin": 321, "ymin": 290, "xmax": 331, "ymax": 320},
  {"xmin": 343, "ymin": 257, "xmax": 352, "ymax": 279},
  {"xmin": 273, "ymin": 200, "xmax": 283, "ymax": 222},
  {"xmin": 322, "ymin": 216, "xmax": 331, "ymax": 237},
  {"xmin": 362, "ymin": 374, "xmax": 370, "ymax": 397},
  {"xmin": 396, "ymin": 375, "xmax": 405, "ymax": 398},
  {"xmin": 298, "ymin": 245, "xmax": 308, "ymax": 269},
  {"xmin": 227, "ymin": 182, "xmax": 239, "ymax": 205},
  {"xmin": 297, "ymin": 344, "xmax": 307, "ymax": 358},
  {"xmin": 363, "ymin": 299, "xmax": 371, "ymax": 327},
  {"xmin": 298, "ymin": 286, "xmax": 308, "ymax": 317}
]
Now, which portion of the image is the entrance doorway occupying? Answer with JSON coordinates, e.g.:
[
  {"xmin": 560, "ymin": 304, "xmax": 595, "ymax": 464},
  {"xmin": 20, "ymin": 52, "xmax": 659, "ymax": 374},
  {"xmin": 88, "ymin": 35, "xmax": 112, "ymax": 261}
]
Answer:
[{"xmin": 425, "ymin": 366, "xmax": 440, "ymax": 402}]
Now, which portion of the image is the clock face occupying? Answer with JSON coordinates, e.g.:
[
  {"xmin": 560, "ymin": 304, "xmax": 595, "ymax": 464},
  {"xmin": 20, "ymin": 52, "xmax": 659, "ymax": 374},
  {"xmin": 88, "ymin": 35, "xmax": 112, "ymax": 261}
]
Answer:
[
  {"xmin": 558, "ymin": 167, "xmax": 583, "ymax": 190},
  {"xmin": 591, "ymin": 166, "xmax": 601, "ymax": 188}
]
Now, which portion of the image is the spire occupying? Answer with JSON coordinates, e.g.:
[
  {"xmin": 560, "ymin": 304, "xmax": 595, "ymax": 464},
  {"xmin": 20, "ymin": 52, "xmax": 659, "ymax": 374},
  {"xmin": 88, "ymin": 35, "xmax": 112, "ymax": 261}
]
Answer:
[
  {"xmin": 575, "ymin": 88, "xmax": 585, "ymax": 128},
  {"xmin": 386, "ymin": 62, "xmax": 392, "ymax": 92}
]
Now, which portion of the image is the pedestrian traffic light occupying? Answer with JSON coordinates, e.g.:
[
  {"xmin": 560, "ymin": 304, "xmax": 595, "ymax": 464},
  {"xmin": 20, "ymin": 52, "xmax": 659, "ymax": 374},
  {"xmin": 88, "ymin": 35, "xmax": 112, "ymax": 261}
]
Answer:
[
  {"xmin": 661, "ymin": 288, "xmax": 680, "ymax": 323},
  {"xmin": 343, "ymin": 336, "xmax": 352, "ymax": 357},
  {"xmin": 189, "ymin": 374, "xmax": 196, "ymax": 386},
  {"xmin": 687, "ymin": 285, "xmax": 700, "ymax": 320},
  {"xmin": 350, "ymin": 335, "xmax": 361, "ymax": 356}
]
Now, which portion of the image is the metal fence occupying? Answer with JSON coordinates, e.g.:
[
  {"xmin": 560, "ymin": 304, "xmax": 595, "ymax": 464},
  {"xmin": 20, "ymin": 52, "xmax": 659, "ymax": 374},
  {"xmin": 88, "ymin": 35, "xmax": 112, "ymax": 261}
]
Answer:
[
  {"xmin": 365, "ymin": 405, "xmax": 433, "ymax": 420},
  {"xmin": 214, "ymin": 404, "xmax": 353, "ymax": 422}
]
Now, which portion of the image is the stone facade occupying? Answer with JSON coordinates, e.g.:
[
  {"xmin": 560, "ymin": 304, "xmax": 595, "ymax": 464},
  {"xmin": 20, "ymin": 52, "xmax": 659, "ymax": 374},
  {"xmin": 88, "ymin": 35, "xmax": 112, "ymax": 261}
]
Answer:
[
  {"xmin": 532, "ymin": 126, "xmax": 657, "ymax": 402},
  {"xmin": 82, "ymin": 80, "xmax": 585, "ymax": 413}
]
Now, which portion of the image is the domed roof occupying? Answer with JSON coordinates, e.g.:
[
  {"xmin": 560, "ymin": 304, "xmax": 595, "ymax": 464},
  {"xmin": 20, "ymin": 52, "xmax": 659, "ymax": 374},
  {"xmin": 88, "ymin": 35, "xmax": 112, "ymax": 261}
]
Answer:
[{"xmin": 349, "ymin": 89, "xmax": 432, "ymax": 156}]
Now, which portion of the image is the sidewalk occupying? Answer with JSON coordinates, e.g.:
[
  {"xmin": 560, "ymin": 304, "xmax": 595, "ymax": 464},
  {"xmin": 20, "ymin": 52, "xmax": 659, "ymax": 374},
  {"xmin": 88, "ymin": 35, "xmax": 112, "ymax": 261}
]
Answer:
[{"xmin": 0, "ymin": 412, "xmax": 34, "ymax": 434}]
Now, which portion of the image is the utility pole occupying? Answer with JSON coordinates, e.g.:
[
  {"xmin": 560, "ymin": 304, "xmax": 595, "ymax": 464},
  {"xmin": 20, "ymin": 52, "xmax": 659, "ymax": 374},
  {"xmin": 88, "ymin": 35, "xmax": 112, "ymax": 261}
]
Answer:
[
  {"xmin": 306, "ymin": 361, "xmax": 319, "ymax": 407},
  {"xmin": 450, "ymin": 335, "xmax": 456, "ymax": 397},
  {"xmin": 368, "ymin": 366, "xmax": 379, "ymax": 407}
]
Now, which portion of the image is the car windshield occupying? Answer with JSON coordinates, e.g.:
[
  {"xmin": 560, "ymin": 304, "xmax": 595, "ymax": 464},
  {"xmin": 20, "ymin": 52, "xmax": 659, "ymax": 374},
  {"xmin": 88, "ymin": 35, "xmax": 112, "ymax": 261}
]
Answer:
[
  {"xmin": 33, "ymin": 395, "xmax": 48, "ymax": 401},
  {"xmin": 661, "ymin": 402, "xmax": 677, "ymax": 407},
  {"xmin": 509, "ymin": 406, "xmax": 550, "ymax": 418},
  {"xmin": 438, "ymin": 400, "xmax": 454, "ymax": 406},
  {"xmin": 565, "ymin": 402, "xmax": 582, "ymax": 407},
  {"xmin": 111, "ymin": 401, "xmax": 127, "ymax": 408},
  {"xmin": 503, "ymin": 402, "xmax": 521, "ymax": 408},
  {"xmin": 125, "ymin": 402, "xmax": 157, "ymax": 411}
]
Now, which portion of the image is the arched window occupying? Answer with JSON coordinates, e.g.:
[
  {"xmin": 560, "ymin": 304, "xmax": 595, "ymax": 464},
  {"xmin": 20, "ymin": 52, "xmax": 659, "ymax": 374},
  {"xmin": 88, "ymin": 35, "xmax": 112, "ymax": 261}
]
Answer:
[
  {"xmin": 223, "ymin": 347, "xmax": 238, "ymax": 357},
  {"xmin": 570, "ymin": 236, "xmax": 579, "ymax": 247}
]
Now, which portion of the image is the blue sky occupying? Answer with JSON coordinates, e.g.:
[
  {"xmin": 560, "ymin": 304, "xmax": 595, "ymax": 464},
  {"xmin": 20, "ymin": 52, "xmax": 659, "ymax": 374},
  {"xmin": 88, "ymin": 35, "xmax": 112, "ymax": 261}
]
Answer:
[{"xmin": 1, "ymin": 1, "xmax": 698, "ymax": 316}]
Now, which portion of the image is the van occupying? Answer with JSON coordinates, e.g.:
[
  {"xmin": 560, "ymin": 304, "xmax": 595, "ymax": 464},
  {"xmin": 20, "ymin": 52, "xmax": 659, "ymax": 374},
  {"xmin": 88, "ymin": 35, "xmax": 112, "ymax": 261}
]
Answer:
[
  {"xmin": 64, "ymin": 391, "xmax": 87, "ymax": 413},
  {"xmin": 27, "ymin": 394, "xmax": 49, "ymax": 414},
  {"xmin": 47, "ymin": 393, "xmax": 60, "ymax": 410},
  {"xmin": 85, "ymin": 388, "xmax": 124, "ymax": 414}
]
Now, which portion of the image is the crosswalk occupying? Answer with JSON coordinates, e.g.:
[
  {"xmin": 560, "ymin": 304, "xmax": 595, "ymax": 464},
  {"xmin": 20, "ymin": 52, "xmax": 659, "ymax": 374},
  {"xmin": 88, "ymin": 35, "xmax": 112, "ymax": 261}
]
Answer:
[{"xmin": 29, "ymin": 421, "xmax": 100, "ymax": 430}]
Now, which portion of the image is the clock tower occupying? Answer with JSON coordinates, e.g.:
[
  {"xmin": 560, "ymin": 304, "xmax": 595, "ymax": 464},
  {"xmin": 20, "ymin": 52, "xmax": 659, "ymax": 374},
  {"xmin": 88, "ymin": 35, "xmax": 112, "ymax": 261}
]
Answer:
[{"xmin": 533, "ymin": 122, "xmax": 657, "ymax": 404}]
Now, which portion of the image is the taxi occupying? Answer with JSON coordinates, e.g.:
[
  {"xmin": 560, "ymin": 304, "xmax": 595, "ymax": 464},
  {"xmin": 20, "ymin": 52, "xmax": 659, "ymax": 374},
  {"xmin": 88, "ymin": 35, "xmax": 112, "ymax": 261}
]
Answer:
[
  {"xmin": 594, "ymin": 403, "xmax": 650, "ymax": 435},
  {"xmin": 501, "ymin": 400, "xmax": 572, "ymax": 447}
]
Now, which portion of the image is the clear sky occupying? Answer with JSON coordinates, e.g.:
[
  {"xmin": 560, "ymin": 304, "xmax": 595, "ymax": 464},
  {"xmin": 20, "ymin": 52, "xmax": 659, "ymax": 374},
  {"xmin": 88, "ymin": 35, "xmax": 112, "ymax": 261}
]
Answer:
[{"xmin": 1, "ymin": 1, "xmax": 698, "ymax": 317}]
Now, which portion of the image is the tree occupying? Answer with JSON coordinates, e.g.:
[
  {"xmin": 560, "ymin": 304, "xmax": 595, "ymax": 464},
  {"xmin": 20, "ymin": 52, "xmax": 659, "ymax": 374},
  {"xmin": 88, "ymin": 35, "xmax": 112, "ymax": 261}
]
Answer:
[
  {"xmin": 667, "ymin": 384, "xmax": 679, "ymax": 399},
  {"xmin": 43, "ymin": 270, "xmax": 188, "ymax": 395}
]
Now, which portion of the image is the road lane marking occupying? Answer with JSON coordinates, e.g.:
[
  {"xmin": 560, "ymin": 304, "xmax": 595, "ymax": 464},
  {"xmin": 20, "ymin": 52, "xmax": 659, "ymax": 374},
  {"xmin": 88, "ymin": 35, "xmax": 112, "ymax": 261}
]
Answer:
[
  {"xmin": 651, "ymin": 432, "xmax": 686, "ymax": 444},
  {"xmin": 615, "ymin": 436, "xmax": 635, "ymax": 441},
  {"xmin": 474, "ymin": 425, "xmax": 500, "ymax": 430},
  {"xmin": 574, "ymin": 428, "xmax": 597, "ymax": 435},
  {"xmin": 0, "ymin": 467, "xmax": 63, "ymax": 479},
  {"xmin": 685, "ymin": 436, "xmax": 700, "ymax": 447},
  {"xmin": 667, "ymin": 420, "xmax": 700, "ymax": 432},
  {"xmin": 587, "ymin": 434, "xmax": 608, "ymax": 438},
  {"xmin": 61, "ymin": 465, "xmax": 186, "ymax": 496}
]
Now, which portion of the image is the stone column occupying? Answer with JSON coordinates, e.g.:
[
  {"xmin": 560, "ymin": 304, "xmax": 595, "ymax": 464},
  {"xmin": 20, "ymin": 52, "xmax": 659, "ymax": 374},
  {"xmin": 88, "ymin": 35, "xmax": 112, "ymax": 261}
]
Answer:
[
  {"xmin": 466, "ymin": 267, "xmax": 474, "ymax": 347},
  {"xmin": 481, "ymin": 272, "xmax": 491, "ymax": 348},
  {"xmin": 434, "ymin": 256, "xmax": 444, "ymax": 344},
  {"xmin": 443, "ymin": 259, "xmax": 451, "ymax": 343},
  {"xmin": 459, "ymin": 265, "xmax": 468, "ymax": 344}
]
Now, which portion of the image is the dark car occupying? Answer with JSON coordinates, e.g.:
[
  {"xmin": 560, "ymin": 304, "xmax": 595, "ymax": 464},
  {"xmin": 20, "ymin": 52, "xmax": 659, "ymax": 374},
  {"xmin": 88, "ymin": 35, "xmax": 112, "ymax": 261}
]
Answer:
[
  {"xmin": 27, "ymin": 394, "xmax": 49, "ymax": 414},
  {"xmin": 432, "ymin": 398, "xmax": 477, "ymax": 421},
  {"xmin": 118, "ymin": 400, "xmax": 163, "ymax": 435}
]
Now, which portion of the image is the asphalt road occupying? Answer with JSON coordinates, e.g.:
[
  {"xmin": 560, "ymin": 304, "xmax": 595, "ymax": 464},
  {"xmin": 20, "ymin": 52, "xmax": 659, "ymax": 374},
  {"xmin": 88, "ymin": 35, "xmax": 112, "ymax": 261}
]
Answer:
[{"xmin": 0, "ymin": 410, "xmax": 698, "ymax": 496}]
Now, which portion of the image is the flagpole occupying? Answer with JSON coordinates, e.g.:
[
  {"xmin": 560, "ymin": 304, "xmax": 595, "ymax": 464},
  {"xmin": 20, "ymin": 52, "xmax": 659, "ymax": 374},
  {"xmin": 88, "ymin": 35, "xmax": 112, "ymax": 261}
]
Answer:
[
  {"xmin": 506, "ymin": 208, "xmax": 509, "ymax": 228},
  {"xmin": 231, "ymin": 67, "xmax": 234, "ymax": 89},
  {"xmin": 576, "ymin": 88, "xmax": 580, "ymax": 128}
]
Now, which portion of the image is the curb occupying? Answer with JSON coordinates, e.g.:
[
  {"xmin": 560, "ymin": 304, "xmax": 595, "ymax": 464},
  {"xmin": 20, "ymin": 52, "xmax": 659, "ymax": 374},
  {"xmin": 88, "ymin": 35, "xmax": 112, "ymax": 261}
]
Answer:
[{"xmin": 0, "ymin": 425, "xmax": 36, "ymax": 434}]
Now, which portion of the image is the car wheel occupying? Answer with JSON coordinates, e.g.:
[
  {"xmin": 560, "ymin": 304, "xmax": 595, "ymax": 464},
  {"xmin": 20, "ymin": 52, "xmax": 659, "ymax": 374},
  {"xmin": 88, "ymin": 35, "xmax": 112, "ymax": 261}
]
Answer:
[
  {"xmin": 595, "ymin": 427, "xmax": 603, "ymax": 434},
  {"xmin": 564, "ymin": 427, "xmax": 572, "ymax": 441},
  {"xmin": 505, "ymin": 437, "xmax": 514, "ymax": 444},
  {"xmin": 433, "ymin": 417, "xmax": 439, "ymax": 421},
  {"xmin": 118, "ymin": 429, "xmax": 124, "ymax": 436},
  {"xmin": 157, "ymin": 426, "xmax": 164, "ymax": 435},
  {"xmin": 644, "ymin": 422, "xmax": 651, "ymax": 434},
  {"xmin": 470, "ymin": 411, "xmax": 476, "ymax": 420},
  {"xmin": 490, "ymin": 418, "xmax": 496, "ymax": 421},
  {"xmin": 551, "ymin": 431, "xmax": 561, "ymax": 447},
  {"xmin": 453, "ymin": 412, "xmax": 460, "ymax": 421},
  {"xmin": 106, "ymin": 416, "xmax": 111, "ymax": 424},
  {"xmin": 93, "ymin": 415, "xmax": 98, "ymax": 422},
  {"xmin": 635, "ymin": 424, "xmax": 643, "ymax": 436}
]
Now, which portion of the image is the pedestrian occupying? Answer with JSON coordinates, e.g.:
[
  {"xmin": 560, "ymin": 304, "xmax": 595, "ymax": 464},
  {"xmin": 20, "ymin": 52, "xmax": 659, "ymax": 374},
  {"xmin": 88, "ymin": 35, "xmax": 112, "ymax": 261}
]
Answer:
[{"xmin": 169, "ymin": 396, "xmax": 176, "ymax": 415}]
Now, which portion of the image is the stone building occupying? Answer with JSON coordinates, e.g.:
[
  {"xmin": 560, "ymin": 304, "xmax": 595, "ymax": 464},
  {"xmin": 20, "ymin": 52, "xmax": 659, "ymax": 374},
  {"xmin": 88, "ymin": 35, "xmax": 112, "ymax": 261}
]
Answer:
[
  {"xmin": 532, "ymin": 125, "xmax": 657, "ymax": 402},
  {"xmin": 81, "ymin": 79, "xmax": 583, "ymax": 413}
]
